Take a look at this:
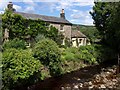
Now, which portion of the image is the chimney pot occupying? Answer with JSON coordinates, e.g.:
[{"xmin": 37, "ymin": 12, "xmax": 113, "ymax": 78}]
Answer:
[
  {"xmin": 7, "ymin": 2, "xmax": 15, "ymax": 11},
  {"xmin": 60, "ymin": 9, "xmax": 65, "ymax": 19},
  {"xmin": 61, "ymin": 9, "xmax": 64, "ymax": 13}
]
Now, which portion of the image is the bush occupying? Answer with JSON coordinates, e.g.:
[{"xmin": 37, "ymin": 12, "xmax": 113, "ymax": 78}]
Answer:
[
  {"xmin": 3, "ymin": 38, "xmax": 26, "ymax": 50},
  {"xmin": 33, "ymin": 38, "xmax": 62, "ymax": 76},
  {"xmin": 79, "ymin": 45, "xmax": 98, "ymax": 64},
  {"xmin": 66, "ymin": 47, "xmax": 79, "ymax": 54},
  {"xmin": 94, "ymin": 44, "xmax": 117, "ymax": 63},
  {"xmin": 62, "ymin": 47, "xmax": 81, "ymax": 61},
  {"xmin": 63, "ymin": 52, "xmax": 75, "ymax": 61},
  {"xmin": 35, "ymin": 34, "xmax": 45, "ymax": 43},
  {"xmin": 2, "ymin": 49, "xmax": 42, "ymax": 90}
]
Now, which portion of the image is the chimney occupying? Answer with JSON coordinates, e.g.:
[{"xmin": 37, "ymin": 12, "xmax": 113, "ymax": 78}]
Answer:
[
  {"xmin": 7, "ymin": 2, "xmax": 15, "ymax": 11},
  {"xmin": 60, "ymin": 9, "xmax": 65, "ymax": 19}
]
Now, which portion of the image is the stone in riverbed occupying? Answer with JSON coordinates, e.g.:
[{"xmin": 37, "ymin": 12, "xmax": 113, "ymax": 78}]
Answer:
[
  {"xmin": 100, "ymin": 84, "xmax": 106, "ymax": 88},
  {"xmin": 66, "ymin": 86, "xmax": 71, "ymax": 90},
  {"xmin": 88, "ymin": 81, "xmax": 92, "ymax": 86},
  {"xmin": 79, "ymin": 83, "xmax": 83, "ymax": 87},
  {"xmin": 73, "ymin": 85, "xmax": 79, "ymax": 90}
]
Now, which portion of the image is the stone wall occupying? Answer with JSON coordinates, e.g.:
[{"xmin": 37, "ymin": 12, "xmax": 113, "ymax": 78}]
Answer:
[{"xmin": 50, "ymin": 23, "xmax": 72, "ymax": 40}]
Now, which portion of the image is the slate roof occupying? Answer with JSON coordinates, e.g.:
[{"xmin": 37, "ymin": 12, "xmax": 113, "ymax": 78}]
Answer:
[
  {"xmin": 71, "ymin": 30, "xmax": 86, "ymax": 38},
  {"xmin": 15, "ymin": 12, "xmax": 72, "ymax": 25}
]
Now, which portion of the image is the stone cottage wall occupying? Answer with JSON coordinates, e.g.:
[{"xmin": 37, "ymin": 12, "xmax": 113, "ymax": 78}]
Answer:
[{"xmin": 50, "ymin": 23, "xmax": 72, "ymax": 40}]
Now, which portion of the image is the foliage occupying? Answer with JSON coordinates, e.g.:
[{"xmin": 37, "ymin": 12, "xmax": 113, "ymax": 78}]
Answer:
[
  {"xmin": 33, "ymin": 38, "xmax": 62, "ymax": 76},
  {"xmin": 2, "ymin": 10, "xmax": 49, "ymax": 39},
  {"xmin": 3, "ymin": 38, "xmax": 26, "ymax": 50},
  {"xmin": 72, "ymin": 25, "xmax": 100, "ymax": 44},
  {"xmin": 46, "ymin": 26, "xmax": 58, "ymax": 42},
  {"xmin": 35, "ymin": 34, "xmax": 45, "ymax": 43},
  {"xmin": 2, "ymin": 49, "xmax": 42, "ymax": 90},
  {"xmin": 2, "ymin": 10, "xmax": 64, "ymax": 46},
  {"xmin": 90, "ymin": 2, "xmax": 113, "ymax": 41},
  {"xmin": 94, "ymin": 44, "xmax": 117, "ymax": 63},
  {"xmin": 64, "ymin": 52, "xmax": 75, "ymax": 61},
  {"xmin": 106, "ymin": 2, "xmax": 120, "ymax": 54},
  {"xmin": 65, "ymin": 38, "xmax": 71, "ymax": 47},
  {"xmin": 61, "ymin": 47, "xmax": 79, "ymax": 61},
  {"xmin": 2, "ymin": 10, "xmax": 25, "ymax": 39},
  {"xmin": 79, "ymin": 45, "xmax": 98, "ymax": 64},
  {"xmin": 61, "ymin": 46, "xmax": 98, "ymax": 64},
  {"xmin": 90, "ymin": 2, "xmax": 120, "ymax": 63}
]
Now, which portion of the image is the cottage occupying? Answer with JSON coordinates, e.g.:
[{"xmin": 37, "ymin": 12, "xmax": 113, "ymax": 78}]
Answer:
[
  {"xmin": 71, "ymin": 30, "xmax": 87, "ymax": 47},
  {"xmin": 4, "ymin": 2, "xmax": 87, "ymax": 47}
]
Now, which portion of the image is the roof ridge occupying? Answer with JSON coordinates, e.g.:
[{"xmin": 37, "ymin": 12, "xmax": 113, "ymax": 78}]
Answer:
[
  {"xmin": 15, "ymin": 12, "xmax": 71, "ymax": 24},
  {"xmin": 16, "ymin": 12, "xmax": 69, "ymax": 21}
]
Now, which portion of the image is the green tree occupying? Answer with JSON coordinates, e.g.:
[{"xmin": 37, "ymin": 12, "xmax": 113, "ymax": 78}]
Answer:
[
  {"xmin": 106, "ymin": 2, "xmax": 120, "ymax": 72},
  {"xmin": 90, "ymin": 2, "xmax": 120, "ymax": 71},
  {"xmin": 90, "ymin": 2, "xmax": 113, "ymax": 42}
]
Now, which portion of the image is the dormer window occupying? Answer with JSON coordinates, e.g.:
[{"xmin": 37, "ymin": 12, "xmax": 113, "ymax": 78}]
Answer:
[{"xmin": 60, "ymin": 24, "xmax": 64, "ymax": 30}]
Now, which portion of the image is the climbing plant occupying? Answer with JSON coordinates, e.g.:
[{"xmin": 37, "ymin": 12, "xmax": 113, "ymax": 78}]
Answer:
[{"xmin": 2, "ymin": 9, "xmax": 63, "ymax": 45}]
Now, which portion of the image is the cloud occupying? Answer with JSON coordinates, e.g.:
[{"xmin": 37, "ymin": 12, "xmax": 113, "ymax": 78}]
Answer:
[
  {"xmin": 48, "ymin": 0, "xmax": 94, "ymax": 12},
  {"xmin": 0, "ymin": 1, "xmax": 94, "ymax": 25},
  {"xmin": 24, "ymin": 6, "xmax": 35, "ymax": 13},
  {"xmin": 23, "ymin": 0, "xmax": 37, "ymax": 6},
  {"xmin": 13, "ymin": 5, "xmax": 22, "ymax": 11},
  {"xmin": 73, "ymin": 2, "xmax": 94, "ymax": 7},
  {"xmin": 0, "ymin": 2, "xmax": 8, "ymax": 10},
  {"xmin": 55, "ymin": 2, "xmax": 73, "ymax": 10},
  {"xmin": 70, "ymin": 9, "xmax": 93, "ymax": 25}
]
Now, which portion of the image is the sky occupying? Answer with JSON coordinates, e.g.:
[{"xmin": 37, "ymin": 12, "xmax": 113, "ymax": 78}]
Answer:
[{"xmin": 0, "ymin": 0, "xmax": 94, "ymax": 25}]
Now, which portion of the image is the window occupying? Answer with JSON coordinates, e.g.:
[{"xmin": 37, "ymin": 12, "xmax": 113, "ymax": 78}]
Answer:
[
  {"xmin": 60, "ymin": 24, "xmax": 64, "ymax": 30},
  {"xmin": 79, "ymin": 39, "xmax": 82, "ymax": 43}
]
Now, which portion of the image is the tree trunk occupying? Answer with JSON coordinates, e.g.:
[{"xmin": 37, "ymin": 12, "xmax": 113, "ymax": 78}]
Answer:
[{"xmin": 117, "ymin": 53, "xmax": 120, "ymax": 73}]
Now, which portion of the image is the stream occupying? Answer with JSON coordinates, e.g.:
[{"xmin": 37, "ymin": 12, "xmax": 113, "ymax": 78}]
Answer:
[{"xmin": 15, "ymin": 63, "xmax": 120, "ymax": 90}]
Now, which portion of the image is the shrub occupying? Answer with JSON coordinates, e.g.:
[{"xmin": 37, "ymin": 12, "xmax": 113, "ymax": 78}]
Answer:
[
  {"xmin": 35, "ymin": 34, "xmax": 45, "ymax": 43},
  {"xmin": 64, "ymin": 52, "xmax": 75, "ymax": 61},
  {"xmin": 66, "ymin": 47, "xmax": 78, "ymax": 54},
  {"xmin": 3, "ymin": 38, "xmax": 26, "ymax": 50},
  {"xmin": 2, "ymin": 49, "xmax": 42, "ymax": 90},
  {"xmin": 94, "ymin": 44, "xmax": 117, "ymax": 63},
  {"xmin": 33, "ymin": 38, "xmax": 62, "ymax": 76},
  {"xmin": 62, "ymin": 47, "xmax": 81, "ymax": 61},
  {"xmin": 79, "ymin": 45, "xmax": 98, "ymax": 64}
]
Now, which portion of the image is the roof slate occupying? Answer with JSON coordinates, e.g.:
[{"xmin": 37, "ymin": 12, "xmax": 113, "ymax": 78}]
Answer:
[
  {"xmin": 71, "ymin": 30, "xmax": 86, "ymax": 38},
  {"xmin": 15, "ymin": 12, "xmax": 71, "ymax": 25}
]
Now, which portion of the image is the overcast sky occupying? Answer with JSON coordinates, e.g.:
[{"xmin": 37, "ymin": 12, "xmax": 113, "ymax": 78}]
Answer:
[{"xmin": 0, "ymin": 0, "xmax": 94, "ymax": 25}]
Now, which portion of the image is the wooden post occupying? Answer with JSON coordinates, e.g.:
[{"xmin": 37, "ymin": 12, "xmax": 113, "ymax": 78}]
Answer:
[
  {"xmin": 118, "ymin": 53, "xmax": 120, "ymax": 73},
  {"xmin": 117, "ymin": 53, "xmax": 120, "ymax": 74}
]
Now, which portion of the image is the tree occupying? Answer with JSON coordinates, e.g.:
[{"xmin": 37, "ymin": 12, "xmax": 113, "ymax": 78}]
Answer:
[
  {"xmin": 106, "ymin": 2, "xmax": 120, "ymax": 72},
  {"xmin": 90, "ymin": 2, "xmax": 120, "ymax": 72},
  {"xmin": 90, "ymin": 2, "xmax": 113, "ymax": 42}
]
